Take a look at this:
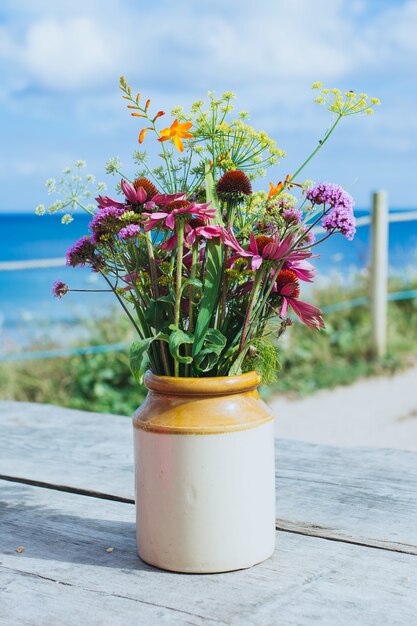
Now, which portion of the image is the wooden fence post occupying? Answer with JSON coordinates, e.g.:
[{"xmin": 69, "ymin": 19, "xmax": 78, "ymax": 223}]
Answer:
[{"xmin": 370, "ymin": 190, "xmax": 389, "ymax": 358}]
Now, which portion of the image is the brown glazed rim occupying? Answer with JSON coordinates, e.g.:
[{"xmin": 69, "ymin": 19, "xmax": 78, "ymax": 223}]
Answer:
[{"xmin": 143, "ymin": 370, "xmax": 262, "ymax": 396}]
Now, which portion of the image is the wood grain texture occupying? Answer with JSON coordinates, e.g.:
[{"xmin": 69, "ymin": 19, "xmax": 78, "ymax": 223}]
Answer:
[
  {"xmin": 1, "ymin": 480, "xmax": 417, "ymax": 626},
  {"xmin": 1, "ymin": 401, "xmax": 417, "ymax": 553}
]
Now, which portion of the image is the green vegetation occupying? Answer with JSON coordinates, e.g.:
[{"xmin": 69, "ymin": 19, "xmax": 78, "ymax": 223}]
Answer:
[
  {"xmin": 267, "ymin": 274, "xmax": 417, "ymax": 398},
  {"xmin": 1, "ymin": 276, "xmax": 416, "ymax": 414}
]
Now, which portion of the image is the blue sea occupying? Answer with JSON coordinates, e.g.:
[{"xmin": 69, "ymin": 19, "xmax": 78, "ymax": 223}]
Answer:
[{"xmin": 1, "ymin": 211, "xmax": 416, "ymax": 337}]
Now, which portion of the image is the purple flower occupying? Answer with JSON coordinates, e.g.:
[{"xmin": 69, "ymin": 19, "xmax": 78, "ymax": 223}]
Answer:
[
  {"xmin": 282, "ymin": 207, "xmax": 302, "ymax": 224},
  {"xmin": 119, "ymin": 224, "xmax": 141, "ymax": 239},
  {"xmin": 306, "ymin": 182, "xmax": 354, "ymax": 212},
  {"xmin": 52, "ymin": 280, "xmax": 69, "ymax": 298},
  {"xmin": 306, "ymin": 182, "xmax": 356, "ymax": 241},
  {"xmin": 66, "ymin": 236, "xmax": 96, "ymax": 267},
  {"xmin": 89, "ymin": 206, "xmax": 126, "ymax": 242},
  {"xmin": 322, "ymin": 206, "xmax": 357, "ymax": 240},
  {"xmin": 298, "ymin": 227, "xmax": 315, "ymax": 246}
]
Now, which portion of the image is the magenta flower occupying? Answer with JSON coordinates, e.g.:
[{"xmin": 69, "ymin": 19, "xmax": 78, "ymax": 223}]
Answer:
[
  {"xmin": 119, "ymin": 224, "xmax": 141, "ymax": 240},
  {"xmin": 273, "ymin": 269, "xmax": 324, "ymax": 330},
  {"xmin": 186, "ymin": 223, "xmax": 223, "ymax": 246},
  {"xmin": 96, "ymin": 195, "xmax": 125, "ymax": 210},
  {"xmin": 96, "ymin": 179, "xmax": 146, "ymax": 209},
  {"xmin": 223, "ymin": 231, "xmax": 311, "ymax": 271},
  {"xmin": 122, "ymin": 271, "xmax": 138, "ymax": 292},
  {"xmin": 283, "ymin": 259, "xmax": 316, "ymax": 283},
  {"xmin": 143, "ymin": 192, "xmax": 186, "ymax": 211},
  {"xmin": 160, "ymin": 219, "xmax": 222, "ymax": 250},
  {"xmin": 143, "ymin": 200, "xmax": 216, "ymax": 231},
  {"xmin": 121, "ymin": 179, "xmax": 147, "ymax": 205},
  {"xmin": 52, "ymin": 280, "xmax": 69, "ymax": 298},
  {"xmin": 96, "ymin": 178, "xmax": 186, "ymax": 213}
]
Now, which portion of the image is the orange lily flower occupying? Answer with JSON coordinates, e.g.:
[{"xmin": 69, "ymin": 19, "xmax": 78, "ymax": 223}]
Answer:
[
  {"xmin": 267, "ymin": 174, "xmax": 297, "ymax": 199},
  {"xmin": 158, "ymin": 119, "xmax": 193, "ymax": 152},
  {"xmin": 267, "ymin": 181, "xmax": 284, "ymax": 199}
]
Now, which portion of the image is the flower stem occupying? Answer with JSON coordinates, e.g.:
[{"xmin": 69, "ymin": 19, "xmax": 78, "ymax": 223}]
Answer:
[
  {"xmin": 174, "ymin": 219, "xmax": 185, "ymax": 376},
  {"xmin": 188, "ymin": 241, "xmax": 198, "ymax": 333},
  {"xmin": 144, "ymin": 231, "xmax": 170, "ymax": 375},
  {"xmin": 100, "ymin": 272, "xmax": 143, "ymax": 337},
  {"xmin": 274, "ymin": 115, "xmax": 343, "ymax": 199},
  {"xmin": 239, "ymin": 268, "xmax": 265, "ymax": 352}
]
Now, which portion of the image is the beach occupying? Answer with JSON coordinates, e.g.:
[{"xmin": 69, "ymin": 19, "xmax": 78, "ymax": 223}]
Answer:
[{"xmin": 273, "ymin": 363, "xmax": 417, "ymax": 451}]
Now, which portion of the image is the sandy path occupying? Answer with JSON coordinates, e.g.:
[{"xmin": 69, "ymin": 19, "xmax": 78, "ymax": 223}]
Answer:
[{"xmin": 271, "ymin": 364, "xmax": 417, "ymax": 451}]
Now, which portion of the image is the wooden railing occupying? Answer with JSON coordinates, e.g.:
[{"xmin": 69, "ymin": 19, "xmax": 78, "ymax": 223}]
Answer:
[{"xmin": 1, "ymin": 193, "xmax": 417, "ymax": 359}]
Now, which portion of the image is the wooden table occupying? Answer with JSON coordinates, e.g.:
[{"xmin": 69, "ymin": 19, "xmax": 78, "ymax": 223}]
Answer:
[{"xmin": 1, "ymin": 401, "xmax": 416, "ymax": 625}]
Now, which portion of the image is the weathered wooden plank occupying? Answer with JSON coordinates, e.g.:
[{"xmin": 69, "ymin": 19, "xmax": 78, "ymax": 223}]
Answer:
[
  {"xmin": 1, "ymin": 480, "xmax": 417, "ymax": 626},
  {"xmin": 275, "ymin": 439, "xmax": 417, "ymax": 555},
  {"xmin": 1, "ymin": 401, "xmax": 417, "ymax": 553}
]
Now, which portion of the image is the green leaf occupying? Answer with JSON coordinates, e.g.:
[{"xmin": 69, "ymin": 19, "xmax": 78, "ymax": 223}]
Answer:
[
  {"xmin": 129, "ymin": 338, "xmax": 154, "ymax": 383},
  {"xmin": 144, "ymin": 295, "xmax": 175, "ymax": 330},
  {"xmin": 194, "ymin": 328, "xmax": 227, "ymax": 373},
  {"xmin": 168, "ymin": 326, "xmax": 194, "ymax": 365},
  {"xmin": 192, "ymin": 164, "xmax": 224, "ymax": 364},
  {"xmin": 228, "ymin": 346, "xmax": 249, "ymax": 377},
  {"xmin": 129, "ymin": 332, "xmax": 170, "ymax": 382},
  {"xmin": 180, "ymin": 278, "xmax": 203, "ymax": 296}
]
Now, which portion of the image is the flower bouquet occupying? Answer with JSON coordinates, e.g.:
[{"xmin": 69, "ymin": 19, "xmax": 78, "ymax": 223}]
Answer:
[{"xmin": 40, "ymin": 80, "xmax": 379, "ymax": 572}]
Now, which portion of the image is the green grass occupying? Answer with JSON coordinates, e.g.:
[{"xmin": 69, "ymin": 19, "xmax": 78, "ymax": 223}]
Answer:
[{"xmin": 1, "ymin": 275, "xmax": 416, "ymax": 414}]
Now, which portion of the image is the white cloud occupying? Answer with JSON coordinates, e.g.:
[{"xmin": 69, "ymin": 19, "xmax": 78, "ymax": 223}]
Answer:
[
  {"xmin": 21, "ymin": 16, "xmax": 128, "ymax": 90},
  {"xmin": 1, "ymin": 1, "xmax": 416, "ymax": 99}
]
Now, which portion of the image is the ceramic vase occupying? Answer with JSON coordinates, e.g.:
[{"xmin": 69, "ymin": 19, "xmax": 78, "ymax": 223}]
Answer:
[{"xmin": 132, "ymin": 370, "xmax": 275, "ymax": 573}]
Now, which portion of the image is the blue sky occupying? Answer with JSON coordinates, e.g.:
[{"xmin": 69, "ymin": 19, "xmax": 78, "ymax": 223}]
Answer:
[{"xmin": 1, "ymin": 0, "xmax": 416, "ymax": 212}]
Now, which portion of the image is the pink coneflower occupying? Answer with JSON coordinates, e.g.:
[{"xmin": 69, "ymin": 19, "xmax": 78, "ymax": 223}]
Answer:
[
  {"xmin": 143, "ymin": 200, "xmax": 216, "ymax": 231},
  {"xmin": 223, "ymin": 231, "xmax": 311, "ymax": 271},
  {"xmin": 95, "ymin": 195, "xmax": 125, "ymax": 210},
  {"xmin": 96, "ymin": 177, "xmax": 184, "ymax": 211},
  {"xmin": 160, "ymin": 218, "xmax": 223, "ymax": 250},
  {"xmin": 120, "ymin": 179, "xmax": 148, "ymax": 205},
  {"xmin": 273, "ymin": 269, "xmax": 324, "ymax": 330},
  {"xmin": 132, "ymin": 177, "xmax": 159, "ymax": 201},
  {"xmin": 283, "ymin": 259, "xmax": 316, "ymax": 283},
  {"xmin": 122, "ymin": 271, "xmax": 138, "ymax": 291}
]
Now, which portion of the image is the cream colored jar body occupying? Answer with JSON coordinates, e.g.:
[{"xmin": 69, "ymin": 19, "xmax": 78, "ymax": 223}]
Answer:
[{"xmin": 132, "ymin": 371, "xmax": 275, "ymax": 573}]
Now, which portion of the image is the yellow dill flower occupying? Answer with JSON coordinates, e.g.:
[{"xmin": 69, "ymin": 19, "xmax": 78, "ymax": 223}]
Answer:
[
  {"xmin": 158, "ymin": 275, "xmax": 170, "ymax": 287},
  {"xmin": 311, "ymin": 82, "xmax": 323, "ymax": 89},
  {"xmin": 120, "ymin": 210, "xmax": 137, "ymax": 222},
  {"xmin": 370, "ymin": 97, "xmax": 381, "ymax": 105}
]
